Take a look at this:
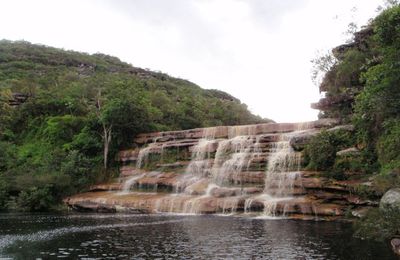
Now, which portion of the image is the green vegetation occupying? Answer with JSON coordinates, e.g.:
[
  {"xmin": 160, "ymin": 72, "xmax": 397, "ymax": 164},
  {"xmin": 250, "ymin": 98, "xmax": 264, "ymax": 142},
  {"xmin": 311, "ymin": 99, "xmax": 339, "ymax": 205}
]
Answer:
[
  {"xmin": 0, "ymin": 40, "xmax": 268, "ymax": 212},
  {"xmin": 304, "ymin": 129, "xmax": 355, "ymax": 172},
  {"xmin": 311, "ymin": 3, "xmax": 400, "ymax": 240},
  {"xmin": 354, "ymin": 208, "xmax": 400, "ymax": 241}
]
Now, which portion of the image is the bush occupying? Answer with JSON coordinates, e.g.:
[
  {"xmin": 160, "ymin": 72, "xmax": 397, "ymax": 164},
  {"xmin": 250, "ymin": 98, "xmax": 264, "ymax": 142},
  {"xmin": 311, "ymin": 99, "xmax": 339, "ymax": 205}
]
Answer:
[
  {"xmin": 354, "ymin": 207, "xmax": 400, "ymax": 241},
  {"xmin": 351, "ymin": 184, "xmax": 379, "ymax": 200},
  {"xmin": 377, "ymin": 119, "xmax": 400, "ymax": 171},
  {"xmin": 16, "ymin": 186, "xmax": 55, "ymax": 212},
  {"xmin": 333, "ymin": 154, "xmax": 364, "ymax": 174},
  {"xmin": 372, "ymin": 171, "xmax": 400, "ymax": 196},
  {"xmin": 0, "ymin": 141, "xmax": 16, "ymax": 171},
  {"xmin": 60, "ymin": 150, "xmax": 97, "ymax": 189},
  {"xmin": 0, "ymin": 177, "xmax": 9, "ymax": 210},
  {"xmin": 304, "ymin": 129, "xmax": 355, "ymax": 171}
]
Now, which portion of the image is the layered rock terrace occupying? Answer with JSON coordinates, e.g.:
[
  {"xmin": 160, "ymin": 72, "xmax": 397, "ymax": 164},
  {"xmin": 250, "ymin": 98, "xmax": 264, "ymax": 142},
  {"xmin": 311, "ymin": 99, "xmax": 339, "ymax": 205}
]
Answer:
[{"xmin": 65, "ymin": 119, "xmax": 376, "ymax": 220}]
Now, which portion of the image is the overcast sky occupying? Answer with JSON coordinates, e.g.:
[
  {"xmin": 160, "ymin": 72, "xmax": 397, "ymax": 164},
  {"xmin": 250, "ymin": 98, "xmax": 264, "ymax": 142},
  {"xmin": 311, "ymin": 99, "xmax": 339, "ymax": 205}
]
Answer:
[{"xmin": 0, "ymin": 0, "xmax": 385, "ymax": 122}]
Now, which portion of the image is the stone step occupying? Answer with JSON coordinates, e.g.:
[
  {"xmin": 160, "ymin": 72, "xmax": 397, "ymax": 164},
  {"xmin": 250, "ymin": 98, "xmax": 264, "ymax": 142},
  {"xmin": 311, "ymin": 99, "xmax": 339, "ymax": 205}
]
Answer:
[
  {"xmin": 134, "ymin": 119, "xmax": 339, "ymax": 144},
  {"xmin": 66, "ymin": 192, "xmax": 346, "ymax": 217}
]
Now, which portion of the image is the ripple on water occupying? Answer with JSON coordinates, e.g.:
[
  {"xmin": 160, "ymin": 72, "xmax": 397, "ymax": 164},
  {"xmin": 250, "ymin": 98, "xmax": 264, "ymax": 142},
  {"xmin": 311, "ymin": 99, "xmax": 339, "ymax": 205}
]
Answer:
[{"xmin": 0, "ymin": 214, "xmax": 396, "ymax": 259}]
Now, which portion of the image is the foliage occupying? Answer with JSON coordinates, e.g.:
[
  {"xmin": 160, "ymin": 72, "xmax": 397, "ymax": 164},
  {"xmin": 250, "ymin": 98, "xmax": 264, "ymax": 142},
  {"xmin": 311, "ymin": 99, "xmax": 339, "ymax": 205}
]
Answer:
[
  {"xmin": 372, "ymin": 171, "xmax": 400, "ymax": 196},
  {"xmin": 0, "ymin": 87, "xmax": 12, "ymax": 138},
  {"xmin": 310, "ymin": 50, "xmax": 337, "ymax": 86},
  {"xmin": 312, "ymin": 4, "xmax": 400, "ymax": 240},
  {"xmin": 354, "ymin": 207, "xmax": 400, "ymax": 241},
  {"xmin": 0, "ymin": 177, "xmax": 9, "ymax": 210},
  {"xmin": 0, "ymin": 40, "xmax": 268, "ymax": 212},
  {"xmin": 15, "ymin": 186, "xmax": 54, "ymax": 212},
  {"xmin": 304, "ymin": 129, "xmax": 355, "ymax": 171},
  {"xmin": 333, "ymin": 154, "xmax": 364, "ymax": 176},
  {"xmin": 377, "ymin": 119, "xmax": 400, "ymax": 170}
]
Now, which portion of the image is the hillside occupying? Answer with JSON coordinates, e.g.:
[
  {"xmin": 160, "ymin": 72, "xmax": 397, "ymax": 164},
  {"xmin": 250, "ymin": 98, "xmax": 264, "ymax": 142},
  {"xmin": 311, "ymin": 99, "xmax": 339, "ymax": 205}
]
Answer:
[
  {"xmin": 0, "ymin": 40, "xmax": 270, "ymax": 211},
  {"xmin": 309, "ymin": 4, "xmax": 400, "ymax": 240}
]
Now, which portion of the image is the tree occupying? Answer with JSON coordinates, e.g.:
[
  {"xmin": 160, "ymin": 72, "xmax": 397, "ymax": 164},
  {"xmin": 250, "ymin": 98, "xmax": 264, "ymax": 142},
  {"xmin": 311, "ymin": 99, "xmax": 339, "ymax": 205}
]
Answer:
[
  {"xmin": 311, "ymin": 51, "xmax": 337, "ymax": 86},
  {"xmin": 88, "ymin": 85, "xmax": 153, "ymax": 170},
  {"xmin": 94, "ymin": 89, "xmax": 112, "ymax": 170},
  {"xmin": 0, "ymin": 88, "xmax": 12, "ymax": 139}
]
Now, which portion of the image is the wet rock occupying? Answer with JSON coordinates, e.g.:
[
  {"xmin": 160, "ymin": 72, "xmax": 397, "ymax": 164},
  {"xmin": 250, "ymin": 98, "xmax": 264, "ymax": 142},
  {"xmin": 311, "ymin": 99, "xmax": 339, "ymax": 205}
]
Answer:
[
  {"xmin": 119, "ymin": 166, "xmax": 143, "ymax": 177},
  {"xmin": 242, "ymin": 187, "xmax": 263, "ymax": 194},
  {"xmin": 156, "ymin": 161, "xmax": 189, "ymax": 169},
  {"xmin": 336, "ymin": 147, "xmax": 360, "ymax": 157},
  {"xmin": 310, "ymin": 191, "xmax": 345, "ymax": 201},
  {"xmin": 133, "ymin": 119, "xmax": 340, "ymax": 145},
  {"xmin": 89, "ymin": 183, "xmax": 122, "ymax": 192},
  {"xmin": 184, "ymin": 179, "xmax": 209, "ymax": 195},
  {"xmin": 210, "ymin": 187, "xmax": 241, "ymax": 198},
  {"xmin": 345, "ymin": 195, "xmax": 377, "ymax": 206},
  {"xmin": 391, "ymin": 238, "xmax": 400, "ymax": 256},
  {"xmin": 136, "ymin": 172, "xmax": 179, "ymax": 191},
  {"xmin": 380, "ymin": 188, "xmax": 400, "ymax": 214},
  {"xmin": 118, "ymin": 149, "xmax": 139, "ymax": 162},
  {"xmin": 312, "ymin": 204, "xmax": 344, "ymax": 216},
  {"xmin": 301, "ymin": 177, "xmax": 326, "ymax": 189},
  {"xmin": 70, "ymin": 201, "xmax": 116, "ymax": 213},
  {"xmin": 327, "ymin": 124, "xmax": 354, "ymax": 132},
  {"xmin": 230, "ymin": 171, "xmax": 265, "ymax": 184},
  {"xmin": 351, "ymin": 207, "xmax": 372, "ymax": 218},
  {"xmin": 289, "ymin": 130, "xmax": 319, "ymax": 151}
]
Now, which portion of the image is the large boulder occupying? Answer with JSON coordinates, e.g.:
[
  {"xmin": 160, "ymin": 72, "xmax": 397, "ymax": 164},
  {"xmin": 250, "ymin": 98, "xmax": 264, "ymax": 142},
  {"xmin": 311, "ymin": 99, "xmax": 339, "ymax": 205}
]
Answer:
[
  {"xmin": 379, "ymin": 188, "xmax": 400, "ymax": 214},
  {"xmin": 289, "ymin": 130, "xmax": 319, "ymax": 151}
]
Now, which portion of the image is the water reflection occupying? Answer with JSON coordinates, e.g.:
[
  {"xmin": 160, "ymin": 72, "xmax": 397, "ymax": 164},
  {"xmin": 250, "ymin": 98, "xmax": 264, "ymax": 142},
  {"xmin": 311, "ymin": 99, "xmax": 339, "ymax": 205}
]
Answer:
[{"xmin": 0, "ymin": 213, "xmax": 395, "ymax": 259}]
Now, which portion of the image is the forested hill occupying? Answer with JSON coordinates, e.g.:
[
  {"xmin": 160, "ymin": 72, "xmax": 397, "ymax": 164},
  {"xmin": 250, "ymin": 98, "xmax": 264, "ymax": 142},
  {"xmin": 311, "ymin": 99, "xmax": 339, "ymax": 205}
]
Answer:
[{"xmin": 0, "ymin": 40, "xmax": 269, "ymax": 211}]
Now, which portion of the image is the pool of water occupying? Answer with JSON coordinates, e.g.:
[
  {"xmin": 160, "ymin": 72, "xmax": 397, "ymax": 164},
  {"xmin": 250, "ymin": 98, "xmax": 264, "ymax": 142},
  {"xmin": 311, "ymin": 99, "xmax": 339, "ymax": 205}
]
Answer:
[{"xmin": 0, "ymin": 213, "xmax": 395, "ymax": 259}]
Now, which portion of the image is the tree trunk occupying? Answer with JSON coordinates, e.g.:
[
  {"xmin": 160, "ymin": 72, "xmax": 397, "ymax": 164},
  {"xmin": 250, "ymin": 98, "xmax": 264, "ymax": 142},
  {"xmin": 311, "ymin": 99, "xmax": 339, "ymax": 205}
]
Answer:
[{"xmin": 103, "ymin": 124, "xmax": 112, "ymax": 170}]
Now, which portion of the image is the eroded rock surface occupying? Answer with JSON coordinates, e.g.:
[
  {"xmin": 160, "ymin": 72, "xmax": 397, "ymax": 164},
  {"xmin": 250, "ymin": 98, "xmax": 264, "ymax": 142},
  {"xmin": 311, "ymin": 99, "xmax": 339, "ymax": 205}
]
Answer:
[{"xmin": 66, "ymin": 119, "xmax": 376, "ymax": 220}]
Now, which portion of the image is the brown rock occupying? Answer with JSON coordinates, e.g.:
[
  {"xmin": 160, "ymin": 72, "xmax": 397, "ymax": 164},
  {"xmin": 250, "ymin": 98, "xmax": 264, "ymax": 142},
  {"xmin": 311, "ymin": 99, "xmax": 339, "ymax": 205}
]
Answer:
[
  {"xmin": 312, "ymin": 204, "xmax": 344, "ymax": 216},
  {"xmin": 184, "ymin": 179, "xmax": 210, "ymax": 195},
  {"xmin": 89, "ymin": 183, "xmax": 122, "ymax": 192},
  {"xmin": 391, "ymin": 238, "xmax": 400, "ymax": 256}
]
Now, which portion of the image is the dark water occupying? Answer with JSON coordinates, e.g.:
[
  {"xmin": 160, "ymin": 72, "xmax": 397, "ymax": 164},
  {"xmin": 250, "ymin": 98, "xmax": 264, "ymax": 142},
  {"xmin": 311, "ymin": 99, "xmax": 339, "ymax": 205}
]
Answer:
[{"xmin": 0, "ymin": 213, "xmax": 395, "ymax": 259}]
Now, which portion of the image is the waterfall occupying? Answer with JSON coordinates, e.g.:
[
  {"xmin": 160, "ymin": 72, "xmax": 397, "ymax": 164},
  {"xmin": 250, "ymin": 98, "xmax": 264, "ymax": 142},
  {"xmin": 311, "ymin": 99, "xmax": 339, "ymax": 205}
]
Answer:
[
  {"xmin": 117, "ymin": 121, "xmax": 325, "ymax": 216},
  {"xmin": 136, "ymin": 146, "xmax": 152, "ymax": 169},
  {"xmin": 174, "ymin": 127, "xmax": 217, "ymax": 193},
  {"xmin": 212, "ymin": 135, "xmax": 261, "ymax": 186},
  {"xmin": 244, "ymin": 130, "xmax": 307, "ymax": 217},
  {"xmin": 264, "ymin": 132, "xmax": 302, "ymax": 196},
  {"xmin": 119, "ymin": 173, "xmax": 146, "ymax": 194}
]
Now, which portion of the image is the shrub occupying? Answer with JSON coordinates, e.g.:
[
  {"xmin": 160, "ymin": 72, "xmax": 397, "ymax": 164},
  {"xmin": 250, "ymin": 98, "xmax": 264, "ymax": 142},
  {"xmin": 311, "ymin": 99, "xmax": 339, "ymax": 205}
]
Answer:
[
  {"xmin": 377, "ymin": 119, "xmax": 400, "ymax": 171},
  {"xmin": 0, "ymin": 177, "xmax": 9, "ymax": 211},
  {"xmin": 0, "ymin": 141, "xmax": 16, "ymax": 171},
  {"xmin": 304, "ymin": 129, "xmax": 355, "ymax": 171},
  {"xmin": 372, "ymin": 171, "xmax": 400, "ymax": 196},
  {"xmin": 16, "ymin": 186, "xmax": 54, "ymax": 212},
  {"xmin": 354, "ymin": 207, "xmax": 400, "ymax": 241},
  {"xmin": 60, "ymin": 150, "xmax": 96, "ymax": 189}
]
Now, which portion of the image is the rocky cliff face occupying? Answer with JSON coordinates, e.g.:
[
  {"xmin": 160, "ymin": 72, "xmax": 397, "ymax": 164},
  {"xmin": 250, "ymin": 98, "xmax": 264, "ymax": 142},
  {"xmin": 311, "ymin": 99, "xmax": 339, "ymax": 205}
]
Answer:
[{"xmin": 65, "ymin": 119, "xmax": 377, "ymax": 220}]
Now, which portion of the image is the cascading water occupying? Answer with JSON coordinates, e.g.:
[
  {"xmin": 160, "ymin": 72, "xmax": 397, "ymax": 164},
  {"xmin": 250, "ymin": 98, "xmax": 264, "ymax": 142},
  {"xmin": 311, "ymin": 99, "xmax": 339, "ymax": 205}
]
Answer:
[
  {"xmin": 264, "ymin": 133, "xmax": 302, "ymax": 196},
  {"xmin": 156, "ymin": 125, "xmax": 264, "ymax": 214},
  {"xmin": 120, "ymin": 173, "xmax": 147, "ymax": 194},
  {"xmin": 212, "ymin": 134, "xmax": 261, "ymax": 187},
  {"xmin": 244, "ymin": 130, "xmax": 306, "ymax": 217},
  {"xmin": 174, "ymin": 127, "xmax": 217, "ymax": 193},
  {"xmin": 70, "ymin": 119, "xmax": 357, "ymax": 220},
  {"xmin": 119, "ymin": 121, "xmax": 318, "ymax": 216}
]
